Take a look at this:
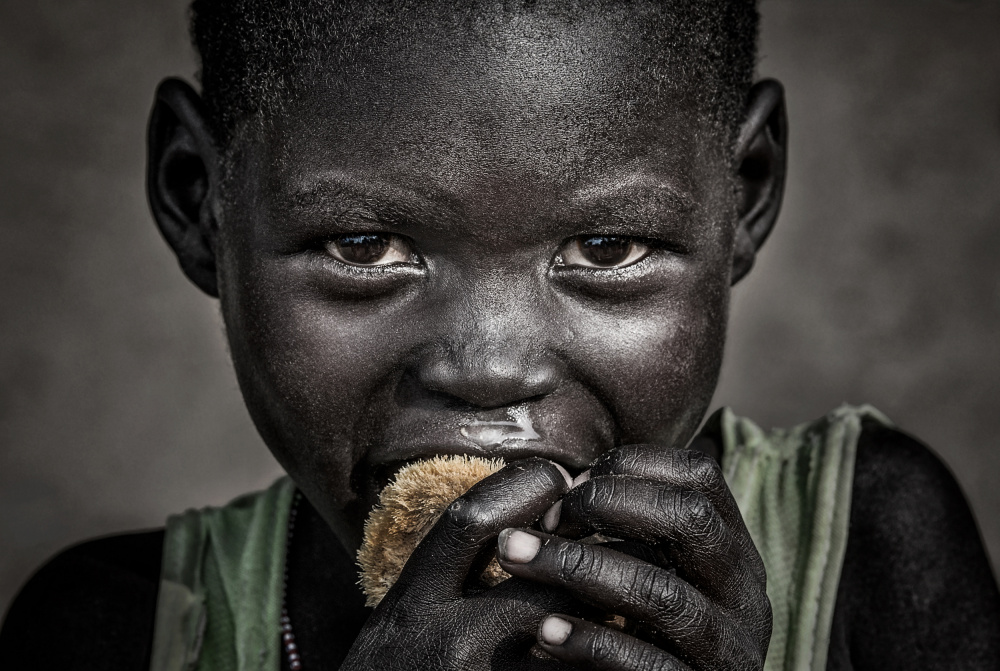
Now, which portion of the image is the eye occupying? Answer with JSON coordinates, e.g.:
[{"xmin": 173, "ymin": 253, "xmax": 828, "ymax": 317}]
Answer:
[
  {"xmin": 557, "ymin": 235, "xmax": 651, "ymax": 269},
  {"xmin": 324, "ymin": 233, "xmax": 418, "ymax": 266}
]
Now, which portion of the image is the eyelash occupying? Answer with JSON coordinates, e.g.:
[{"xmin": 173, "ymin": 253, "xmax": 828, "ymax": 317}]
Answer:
[
  {"xmin": 317, "ymin": 232, "xmax": 678, "ymax": 275},
  {"xmin": 323, "ymin": 233, "xmax": 422, "ymax": 268},
  {"xmin": 553, "ymin": 235, "xmax": 680, "ymax": 273}
]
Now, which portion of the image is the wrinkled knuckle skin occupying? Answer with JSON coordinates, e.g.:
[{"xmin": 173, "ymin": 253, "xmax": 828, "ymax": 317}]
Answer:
[
  {"xmin": 640, "ymin": 570, "xmax": 681, "ymax": 621},
  {"xmin": 748, "ymin": 591, "xmax": 773, "ymax": 649},
  {"xmin": 596, "ymin": 475, "xmax": 633, "ymax": 512},
  {"xmin": 684, "ymin": 450, "xmax": 724, "ymax": 488},
  {"xmin": 444, "ymin": 495, "xmax": 493, "ymax": 534},
  {"xmin": 677, "ymin": 491, "xmax": 719, "ymax": 538},
  {"xmin": 728, "ymin": 628, "xmax": 768, "ymax": 671},
  {"xmin": 513, "ymin": 455, "xmax": 560, "ymax": 482},
  {"xmin": 594, "ymin": 444, "xmax": 643, "ymax": 475},
  {"xmin": 742, "ymin": 542, "xmax": 768, "ymax": 587},
  {"xmin": 649, "ymin": 576, "xmax": 692, "ymax": 624},
  {"xmin": 636, "ymin": 645, "xmax": 673, "ymax": 671},
  {"xmin": 587, "ymin": 626, "xmax": 627, "ymax": 663},
  {"xmin": 575, "ymin": 478, "xmax": 609, "ymax": 518},
  {"xmin": 554, "ymin": 541, "xmax": 599, "ymax": 583}
]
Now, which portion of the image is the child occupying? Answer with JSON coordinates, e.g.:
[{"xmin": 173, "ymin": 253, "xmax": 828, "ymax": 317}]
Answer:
[{"xmin": 2, "ymin": 1, "xmax": 998, "ymax": 669}]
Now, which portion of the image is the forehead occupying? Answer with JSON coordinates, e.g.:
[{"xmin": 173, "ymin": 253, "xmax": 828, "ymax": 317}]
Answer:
[{"xmin": 244, "ymin": 4, "xmax": 723, "ymax": 219}]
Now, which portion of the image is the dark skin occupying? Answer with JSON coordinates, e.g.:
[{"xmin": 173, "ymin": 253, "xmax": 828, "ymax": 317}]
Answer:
[{"xmin": 3, "ymin": 8, "xmax": 1000, "ymax": 671}]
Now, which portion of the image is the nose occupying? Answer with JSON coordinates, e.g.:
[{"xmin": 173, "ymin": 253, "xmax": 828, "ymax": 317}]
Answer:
[
  {"xmin": 411, "ymin": 278, "xmax": 562, "ymax": 410},
  {"xmin": 415, "ymin": 341, "xmax": 560, "ymax": 409}
]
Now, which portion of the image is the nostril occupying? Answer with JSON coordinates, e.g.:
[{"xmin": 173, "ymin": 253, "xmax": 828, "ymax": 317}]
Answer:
[
  {"xmin": 409, "ymin": 355, "xmax": 560, "ymax": 410},
  {"xmin": 407, "ymin": 386, "xmax": 485, "ymax": 412}
]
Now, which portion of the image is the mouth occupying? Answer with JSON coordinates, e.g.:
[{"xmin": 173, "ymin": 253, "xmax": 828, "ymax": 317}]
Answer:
[
  {"xmin": 364, "ymin": 444, "xmax": 589, "ymax": 505},
  {"xmin": 355, "ymin": 394, "xmax": 616, "ymax": 505}
]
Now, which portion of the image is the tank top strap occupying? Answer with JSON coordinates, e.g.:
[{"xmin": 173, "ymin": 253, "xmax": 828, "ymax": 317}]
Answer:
[
  {"xmin": 150, "ymin": 476, "xmax": 295, "ymax": 671},
  {"xmin": 720, "ymin": 404, "xmax": 892, "ymax": 671}
]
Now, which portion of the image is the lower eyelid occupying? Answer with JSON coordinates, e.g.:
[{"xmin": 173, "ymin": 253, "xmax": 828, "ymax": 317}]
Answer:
[{"xmin": 315, "ymin": 253, "xmax": 426, "ymax": 277}]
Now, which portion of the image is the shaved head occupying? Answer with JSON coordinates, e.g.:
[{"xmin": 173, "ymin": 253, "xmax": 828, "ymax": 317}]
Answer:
[{"xmin": 190, "ymin": 0, "xmax": 758, "ymax": 152}]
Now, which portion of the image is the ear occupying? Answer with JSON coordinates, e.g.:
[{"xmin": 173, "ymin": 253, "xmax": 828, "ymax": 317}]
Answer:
[
  {"xmin": 147, "ymin": 78, "xmax": 221, "ymax": 297},
  {"xmin": 730, "ymin": 78, "xmax": 787, "ymax": 285}
]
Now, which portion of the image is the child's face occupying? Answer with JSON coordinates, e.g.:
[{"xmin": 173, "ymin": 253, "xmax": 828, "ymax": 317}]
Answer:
[{"xmin": 214, "ymin": 13, "xmax": 739, "ymax": 534}]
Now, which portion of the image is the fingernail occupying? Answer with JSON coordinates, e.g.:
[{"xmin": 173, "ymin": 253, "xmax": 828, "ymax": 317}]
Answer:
[
  {"xmin": 572, "ymin": 469, "xmax": 591, "ymax": 488},
  {"xmin": 541, "ymin": 500, "xmax": 562, "ymax": 533},
  {"xmin": 539, "ymin": 616, "xmax": 573, "ymax": 646},
  {"xmin": 498, "ymin": 529, "xmax": 541, "ymax": 563},
  {"xmin": 551, "ymin": 462, "xmax": 574, "ymax": 488}
]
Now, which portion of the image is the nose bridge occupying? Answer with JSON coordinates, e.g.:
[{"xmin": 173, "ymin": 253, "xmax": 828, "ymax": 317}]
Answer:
[{"xmin": 415, "ymin": 267, "xmax": 560, "ymax": 408}]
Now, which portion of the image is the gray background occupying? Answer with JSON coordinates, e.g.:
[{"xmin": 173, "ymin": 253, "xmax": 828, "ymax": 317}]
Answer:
[{"xmin": 2, "ymin": 0, "xmax": 999, "ymax": 616}]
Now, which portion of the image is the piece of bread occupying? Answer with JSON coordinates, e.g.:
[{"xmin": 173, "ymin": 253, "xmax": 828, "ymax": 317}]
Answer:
[{"xmin": 357, "ymin": 455, "xmax": 509, "ymax": 606}]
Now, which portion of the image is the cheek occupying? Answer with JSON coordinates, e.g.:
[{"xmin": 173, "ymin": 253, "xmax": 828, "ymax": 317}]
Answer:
[
  {"xmin": 218, "ymin": 250, "xmax": 419, "ymax": 498},
  {"xmin": 562, "ymin": 277, "xmax": 728, "ymax": 447}
]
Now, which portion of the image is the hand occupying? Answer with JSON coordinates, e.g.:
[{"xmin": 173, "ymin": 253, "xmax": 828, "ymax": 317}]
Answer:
[
  {"xmin": 340, "ymin": 457, "xmax": 580, "ymax": 671},
  {"xmin": 496, "ymin": 446, "xmax": 772, "ymax": 670}
]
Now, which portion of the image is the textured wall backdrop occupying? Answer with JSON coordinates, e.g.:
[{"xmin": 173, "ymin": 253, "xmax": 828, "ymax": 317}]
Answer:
[{"xmin": 2, "ymin": 0, "xmax": 999, "ymax": 615}]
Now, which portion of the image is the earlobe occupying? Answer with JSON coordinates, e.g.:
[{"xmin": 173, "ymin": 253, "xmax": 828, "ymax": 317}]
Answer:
[
  {"xmin": 731, "ymin": 79, "xmax": 787, "ymax": 285},
  {"xmin": 146, "ymin": 77, "xmax": 221, "ymax": 297}
]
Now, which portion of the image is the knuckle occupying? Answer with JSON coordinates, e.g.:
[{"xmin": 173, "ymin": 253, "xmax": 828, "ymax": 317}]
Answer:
[
  {"xmin": 748, "ymin": 588, "xmax": 773, "ymax": 640},
  {"xmin": 630, "ymin": 565, "xmax": 681, "ymax": 616},
  {"xmin": 555, "ymin": 541, "xmax": 598, "ymax": 582},
  {"xmin": 678, "ymin": 491, "xmax": 720, "ymax": 537},
  {"xmin": 594, "ymin": 444, "xmax": 643, "ymax": 474},
  {"xmin": 730, "ymin": 626, "xmax": 768, "ymax": 671},
  {"xmin": 684, "ymin": 449, "xmax": 723, "ymax": 487},
  {"xmin": 587, "ymin": 626, "xmax": 626, "ymax": 662},
  {"xmin": 443, "ymin": 495, "xmax": 492, "ymax": 531},
  {"xmin": 575, "ymin": 476, "xmax": 618, "ymax": 517},
  {"xmin": 592, "ymin": 447, "xmax": 624, "ymax": 474},
  {"xmin": 512, "ymin": 455, "xmax": 555, "ymax": 479},
  {"xmin": 649, "ymin": 576, "xmax": 689, "ymax": 622}
]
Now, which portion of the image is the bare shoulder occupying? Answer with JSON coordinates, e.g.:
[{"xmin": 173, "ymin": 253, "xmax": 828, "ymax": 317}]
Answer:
[
  {"xmin": 827, "ymin": 419, "xmax": 1000, "ymax": 670},
  {"xmin": 0, "ymin": 529, "xmax": 163, "ymax": 670}
]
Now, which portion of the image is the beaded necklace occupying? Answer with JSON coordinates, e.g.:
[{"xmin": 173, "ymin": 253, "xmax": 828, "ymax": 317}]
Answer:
[{"xmin": 280, "ymin": 490, "xmax": 304, "ymax": 670}]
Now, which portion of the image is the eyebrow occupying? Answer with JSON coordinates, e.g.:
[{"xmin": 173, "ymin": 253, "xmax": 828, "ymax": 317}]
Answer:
[
  {"xmin": 570, "ymin": 171, "xmax": 697, "ymax": 214},
  {"xmin": 562, "ymin": 170, "xmax": 700, "ymax": 236},
  {"xmin": 284, "ymin": 168, "xmax": 698, "ymax": 237},
  {"xmin": 284, "ymin": 171, "xmax": 452, "ymax": 230}
]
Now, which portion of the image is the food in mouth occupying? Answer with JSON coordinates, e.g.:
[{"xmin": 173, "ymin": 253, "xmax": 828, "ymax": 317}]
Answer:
[
  {"xmin": 357, "ymin": 455, "xmax": 509, "ymax": 606},
  {"xmin": 357, "ymin": 454, "xmax": 632, "ymax": 634}
]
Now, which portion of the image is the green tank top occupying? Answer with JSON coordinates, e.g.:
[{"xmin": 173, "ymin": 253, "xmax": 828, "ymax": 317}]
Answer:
[{"xmin": 150, "ymin": 404, "xmax": 890, "ymax": 671}]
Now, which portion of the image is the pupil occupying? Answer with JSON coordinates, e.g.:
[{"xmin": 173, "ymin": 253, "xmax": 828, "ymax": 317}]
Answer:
[
  {"xmin": 338, "ymin": 234, "xmax": 389, "ymax": 264},
  {"xmin": 579, "ymin": 236, "xmax": 631, "ymax": 267}
]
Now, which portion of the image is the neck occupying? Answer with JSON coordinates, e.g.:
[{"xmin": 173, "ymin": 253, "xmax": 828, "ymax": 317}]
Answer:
[{"xmin": 283, "ymin": 493, "xmax": 370, "ymax": 670}]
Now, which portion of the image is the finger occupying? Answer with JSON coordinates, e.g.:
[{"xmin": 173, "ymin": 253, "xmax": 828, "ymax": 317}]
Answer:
[
  {"xmin": 536, "ymin": 615, "xmax": 693, "ymax": 671},
  {"xmin": 557, "ymin": 476, "xmax": 764, "ymax": 609},
  {"xmin": 569, "ymin": 447, "xmax": 766, "ymax": 585},
  {"xmin": 394, "ymin": 457, "xmax": 569, "ymax": 600},
  {"xmin": 498, "ymin": 531, "xmax": 762, "ymax": 669},
  {"xmin": 590, "ymin": 447, "xmax": 746, "ymax": 542}
]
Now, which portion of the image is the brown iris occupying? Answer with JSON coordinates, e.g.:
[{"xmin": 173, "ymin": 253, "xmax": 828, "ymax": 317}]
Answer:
[
  {"xmin": 325, "ymin": 233, "xmax": 416, "ymax": 266},
  {"xmin": 578, "ymin": 236, "xmax": 633, "ymax": 267},
  {"xmin": 334, "ymin": 234, "xmax": 390, "ymax": 264}
]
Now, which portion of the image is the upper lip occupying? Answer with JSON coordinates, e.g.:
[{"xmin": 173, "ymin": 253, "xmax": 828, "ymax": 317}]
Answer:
[
  {"xmin": 359, "ymin": 395, "xmax": 617, "ymax": 482},
  {"xmin": 366, "ymin": 436, "xmax": 593, "ymax": 472},
  {"xmin": 363, "ymin": 438, "xmax": 590, "ymax": 504}
]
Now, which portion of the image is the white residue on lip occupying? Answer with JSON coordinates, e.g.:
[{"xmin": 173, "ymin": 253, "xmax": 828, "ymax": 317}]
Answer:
[{"xmin": 460, "ymin": 406, "xmax": 541, "ymax": 447}]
